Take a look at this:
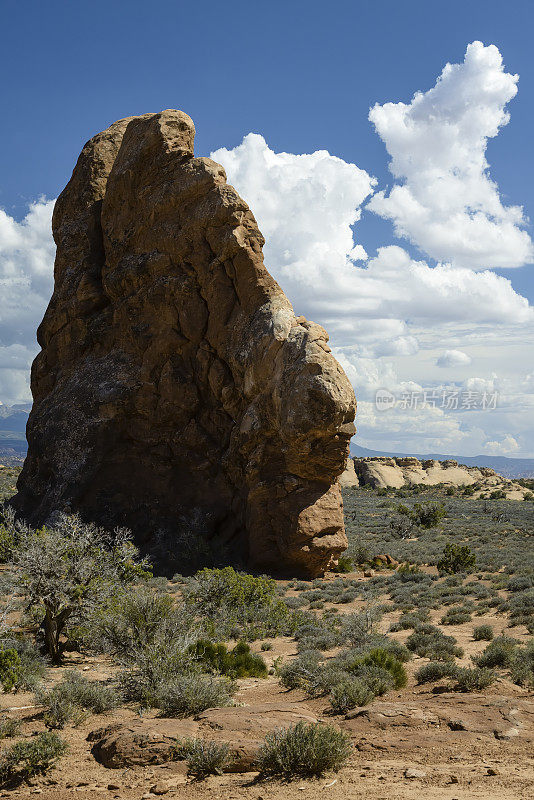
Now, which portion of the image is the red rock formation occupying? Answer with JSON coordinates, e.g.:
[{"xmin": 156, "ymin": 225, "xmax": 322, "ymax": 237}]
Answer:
[{"xmin": 12, "ymin": 110, "xmax": 356, "ymax": 575}]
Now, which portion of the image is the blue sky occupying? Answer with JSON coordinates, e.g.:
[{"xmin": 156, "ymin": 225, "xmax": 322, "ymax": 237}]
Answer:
[{"xmin": 1, "ymin": 0, "xmax": 533, "ymax": 456}]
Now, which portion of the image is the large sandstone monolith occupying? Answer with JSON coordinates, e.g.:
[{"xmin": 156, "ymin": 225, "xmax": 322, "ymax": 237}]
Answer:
[{"xmin": 13, "ymin": 110, "xmax": 356, "ymax": 575}]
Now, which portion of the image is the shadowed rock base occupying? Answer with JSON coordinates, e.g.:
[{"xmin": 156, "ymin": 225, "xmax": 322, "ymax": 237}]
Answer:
[{"xmin": 12, "ymin": 110, "xmax": 356, "ymax": 576}]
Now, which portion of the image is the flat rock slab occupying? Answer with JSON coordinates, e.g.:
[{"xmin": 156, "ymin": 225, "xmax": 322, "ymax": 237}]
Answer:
[
  {"xmin": 89, "ymin": 703, "xmax": 319, "ymax": 771},
  {"xmin": 342, "ymin": 695, "xmax": 534, "ymax": 744}
]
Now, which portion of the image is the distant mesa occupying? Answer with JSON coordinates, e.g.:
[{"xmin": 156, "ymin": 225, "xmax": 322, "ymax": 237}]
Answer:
[
  {"xmin": 11, "ymin": 110, "xmax": 356, "ymax": 576},
  {"xmin": 350, "ymin": 456, "xmax": 530, "ymax": 500}
]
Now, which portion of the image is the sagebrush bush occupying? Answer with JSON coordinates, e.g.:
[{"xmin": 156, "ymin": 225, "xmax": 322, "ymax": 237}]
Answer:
[
  {"xmin": 453, "ymin": 666, "xmax": 495, "ymax": 692},
  {"xmin": 257, "ymin": 722, "xmax": 352, "ymax": 778},
  {"xmin": 440, "ymin": 607, "xmax": 472, "ymax": 625},
  {"xmin": 329, "ymin": 678, "xmax": 374, "ymax": 714},
  {"xmin": 279, "ymin": 652, "xmax": 322, "ymax": 692},
  {"xmin": 36, "ymin": 670, "xmax": 119, "ymax": 729},
  {"xmin": 509, "ymin": 640, "xmax": 534, "ymax": 687},
  {"xmin": 0, "ymin": 732, "xmax": 67, "ymax": 784},
  {"xmin": 175, "ymin": 738, "xmax": 230, "ymax": 778},
  {"xmin": 415, "ymin": 661, "xmax": 456, "ymax": 684},
  {"xmin": 473, "ymin": 624, "xmax": 494, "ymax": 641},
  {"xmin": 473, "ymin": 636, "xmax": 519, "ymax": 668},
  {"xmin": 155, "ymin": 674, "xmax": 235, "ymax": 717},
  {"xmin": 406, "ymin": 625, "xmax": 463, "ymax": 660},
  {"xmin": 0, "ymin": 716, "xmax": 20, "ymax": 740}
]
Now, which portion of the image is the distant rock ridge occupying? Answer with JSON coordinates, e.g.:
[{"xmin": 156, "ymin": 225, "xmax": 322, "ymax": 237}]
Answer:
[
  {"xmin": 351, "ymin": 456, "xmax": 529, "ymax": 499},
  {"xmin": 11, "ymin": 109, "xmax": 356, "ymax": 576}
]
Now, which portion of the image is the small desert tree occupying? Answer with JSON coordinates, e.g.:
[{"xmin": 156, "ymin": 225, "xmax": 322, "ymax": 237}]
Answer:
[{"xmin": 9, "ymin": 514, "xmax": 150, "ymax": 662}]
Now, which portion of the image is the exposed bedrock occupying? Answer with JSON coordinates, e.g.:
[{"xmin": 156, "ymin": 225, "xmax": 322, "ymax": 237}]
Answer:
[{"xmin": 12, "ymin": 110, "xmax": 356, "ymax": 576}]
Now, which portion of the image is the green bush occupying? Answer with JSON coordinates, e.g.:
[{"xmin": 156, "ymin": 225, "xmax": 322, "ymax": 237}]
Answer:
[
  {"xmin": 473, "ymin": 635, "xmax": 518, "ymax": 668},
  {"xmin": 349, "ymin": 648, "xmax": 407, "ymax": 689},
  {"xmin": 188, "ymin": 640, "xmax": 267, "ymax": 678},
  {"xmin": 334, "ymin": 555, "xmax": 354, "ymax": 573},
  {"xmin": 257, "ymin": 722, "xmax": 352, "ymax": 778},
  {"xmin": 155, "ymin": 674, "xmax": 235, "ymax": 718},
  {"xmin": 0, "ymin": 638, "xmax": 46, "ymax": 692},
  {"xmin": 412, "ymin": 502, "xmax": 446, "ymax": 528},
  {"xmin": 473, "ymin": 624, "xmax": 494, "ymax": 641},
  {"xmin": 415, "ymin": 661, "xmax": 456, "ymax": 684},
  {"xmin": 175, "ymin": 738, "xmax": 230, "ymax": 778},
  {"xmin": 36, "ymin": 670, "xmax": 119, "ymax": 729},
  {"xmin": 184, "ymin": 567, "xmax": 290, "ymax": 640},
  {"xmin": 0, "ymin": 650, "xmax": 21, "ymax": 693},
  {"xmin": 0, "ymin": 732, "xmax": 67, "ymax": 784},
  {"xmin": 437, "ymin": 543, "xmax": 476, "ymax": 574},
  {"xmin": 329, "ymin": 678, "xmax": 374, "ymax": 714}
]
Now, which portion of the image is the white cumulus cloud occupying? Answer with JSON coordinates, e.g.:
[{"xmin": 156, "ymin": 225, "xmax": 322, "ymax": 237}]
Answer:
[
  {"xmin": 368, "ymin": 41, "xmax": 534, "ymax": 270},
  {"xmin": 0, "ymin": 199, "xmax": 55, "ymax": 403},
  {"xmin": 436, "ymin": 349, "xmax": 472, "ymax": 368}
]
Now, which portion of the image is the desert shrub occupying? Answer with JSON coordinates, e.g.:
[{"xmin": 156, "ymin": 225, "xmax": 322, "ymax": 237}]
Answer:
[
  {"xmin": 347, "ymin": 648, "xmax": 407, "ymax": 690},
  {"xmin": 36, "ymin": 671, "xmax": 118, "ymax": 729},
  {"xmin": 0, "ymin": 638, "xmax": 46, "ymax": 692},
  {"xmin": 188, "ymin": 640, "xmax": 267, "ymax": 678},
  {"xmin": 473, "ymin": 624, "xmax": 494, "ymax": 641},
  {"xmin": 10, "ymin": 515, "xmax": 150, "ymax": 662},
  {"xmin": 509, "ymin": 640, "xmax": 534, "ymax": 687},
  {"xmin": 415, "ymin": 661, "xmax": 456, "ymax": 684},
  {"xmin": 261, "ymin": 641, "xmax": 273, "ymax": 651},
  {"xmin": 437, "ymin": 544, "xmax": 476, "ymax": 574},
  {"xmin": 0, "ymin": 732, "xmax": 67, "ymax": 784},
  {"xmin": 453, "ymin": 666, "xmax": 495, "ymax": 692},
  {"xmin": 0, "ymin": 717, "xmax": 20, "ymax": 739},
  {"xmin": 85, "ymin": 586, "xmax": 180, "ymax": 659},
  {"xmin": 440, "ymin": 607, "xmax": 472, "ymax": 625},
  {"xmin": 175, "ymin": 737, "xmax": 230, "ymax": 778},
  {"xmin": 155, "ymin": 674, "xmax": 235, "ymax": 718},
  {"xmin": 184, "ymin": 567, "xmax": 290, "ymax": 640},
  {"xmin": 334, "ymin": 555, "xmax": 354, "ymax": 573},
  {"xmin": 446, "ymin": 487, "xmax": 455, "ymax": 496},
  {"xmin": 0, "ymin": 506, "xmax": 18, "ymax": 562},
  {"xmin": 257, "ymin": 721, "xmax": 352, "ymax": 778},
  {"xmin": 412, "ymin": 502, "xmax": 446, "ymax": 528},
  {"xmin": 473, "ymin": 635, "xmax": 519, "ymax": 668},
  {"xmin": 279, "ymin": 651, "xmax": 322, "ymax": 692},
  {"xmin": 406, "ymin": 624, "xmax": 463, "ymax": 660},
  {"xmin": 0, "ymin": 649, "xmax": 21, "ymax": 693},
  {"xmin": 339, "ymin": 607, "xmax": 382, "ymax": 648},
  {"xmin": 329, "ymin": 678, "xmax": 374, "ymax": 713},
  {"xmin": 390, "ymin": 610, "xmax": 430, "ymax": 631},
  {"xmin": 294, "ymin": 615, "xmax": 340, "ymax": 652}
]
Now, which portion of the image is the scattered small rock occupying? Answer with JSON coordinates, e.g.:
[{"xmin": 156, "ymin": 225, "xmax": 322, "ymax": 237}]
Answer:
[
  {"xmin": 150, "ymin": 783, "xmax": 169, "ymax": 795},
  {"xmin": 404, "ymin": 768, "xmax": 427, "ymax": 779},
  {"xmin": 487, "ymin": 767, "xmax": 499, "ymax": 776}
]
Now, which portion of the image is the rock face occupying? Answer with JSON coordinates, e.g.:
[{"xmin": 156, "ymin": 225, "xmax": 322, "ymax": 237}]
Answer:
[{"xmin": 12, "ymin": 110, "xmax": 356, "ymax": 575}]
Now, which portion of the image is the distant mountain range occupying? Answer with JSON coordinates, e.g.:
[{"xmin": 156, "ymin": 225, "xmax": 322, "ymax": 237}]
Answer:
[
  {"xmin": 0, "ymin": 404, "xmax": 30, "ymax": 463},
  {"xmin": 350, "ymin": 443, "xmax": 534, "ymax": 479}
]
